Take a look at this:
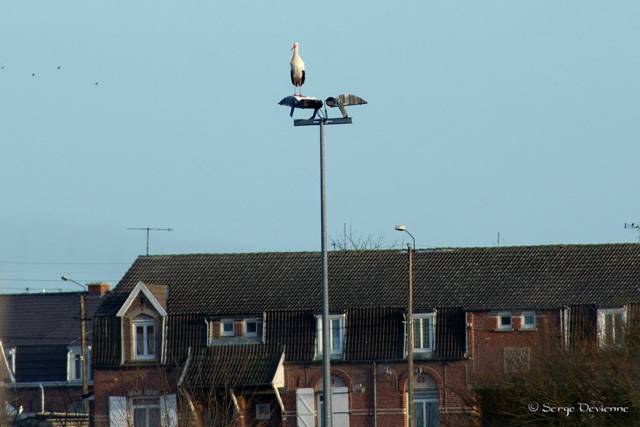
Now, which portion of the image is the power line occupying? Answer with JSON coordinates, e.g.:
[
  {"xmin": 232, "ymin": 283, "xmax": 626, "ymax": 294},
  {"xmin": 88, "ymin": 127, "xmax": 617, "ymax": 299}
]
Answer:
[
  {"xmin": 0, "ymin": 261, "xmax": 128, "ymax": 265},
  {"xmin": 0, "ymin": 278, "xmax": 116, "ymax": 282}
]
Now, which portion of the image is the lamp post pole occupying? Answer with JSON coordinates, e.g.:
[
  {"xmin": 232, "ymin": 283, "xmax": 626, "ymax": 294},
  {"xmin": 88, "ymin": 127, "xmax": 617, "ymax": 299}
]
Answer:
[
  {"xmin": 407, "ymin": 242, "xmax": 414, "ymax": 427},
  {"xmin": 395, "ymin": 226, "xmax": 416, "ymax": 427},
  {"xmin": 319, "ymin": 119, "xmax": 333, "ymax": 427},
  {"xmin": 295, "ymin": 115, "xmax": 352, "ymax": 427},
  {"xmin": 61, "ymin": 275, "xmax": 89, "ymax": 415}
]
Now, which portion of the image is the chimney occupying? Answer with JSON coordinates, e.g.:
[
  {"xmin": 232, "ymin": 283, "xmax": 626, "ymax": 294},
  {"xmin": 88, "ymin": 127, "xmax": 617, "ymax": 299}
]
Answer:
[{"xmin": 87, "ymin": 282, "xmax": 111, "ymax": 297}]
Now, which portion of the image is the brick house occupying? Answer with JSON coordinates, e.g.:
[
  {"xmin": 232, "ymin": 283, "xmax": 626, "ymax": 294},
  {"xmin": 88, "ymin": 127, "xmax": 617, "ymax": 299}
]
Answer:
[
  {"xmin": 0, "ymin": 284, "xmax": 110, "ymax": 422},
  {"xmin": 91, "ymin": 244, "xmax": 640, "ymax": 427}
]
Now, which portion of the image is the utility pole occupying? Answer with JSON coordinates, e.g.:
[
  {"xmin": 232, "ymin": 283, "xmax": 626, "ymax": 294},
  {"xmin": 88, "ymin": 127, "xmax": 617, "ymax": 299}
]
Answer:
[
  {"xmin": 127, "ymin": 227, "xmax": 173, "ymax": 255},
  {"xmin": 79, "ymin": 292, "xmax": 89, "ymax": 414},
  {"xmin": 395, "ymin": 225, "xmax": 416, "ymax": 427},
  {"xmin": 61, "ymin": 275, "xmax": 89, "ymax": 414}
]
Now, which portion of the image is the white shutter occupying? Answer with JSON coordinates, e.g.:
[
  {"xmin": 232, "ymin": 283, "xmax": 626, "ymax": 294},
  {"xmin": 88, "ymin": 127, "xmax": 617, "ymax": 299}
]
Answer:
[
  {"xmin": 109, "ymin": 396, "xmax": 128, "ymax": 427},
  {"xmin": 332, "ymin": 387, "xmax": 350, "ymax": 427},
  {"xmin": 160, "ymin": 394, "xmax": 178, "ymax": 427},
  {"xmin": 296, "ymin": 388, "xmax": 315, "ymax": 427}
]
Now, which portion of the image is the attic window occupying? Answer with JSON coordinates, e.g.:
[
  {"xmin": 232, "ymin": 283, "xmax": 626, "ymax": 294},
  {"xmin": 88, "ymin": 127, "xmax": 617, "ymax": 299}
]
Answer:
[
  {"xmin": 521, "ymin": 312, "xmax": 536, "ymax": 330},
  {"xmin": 133, "ymin": 316, "xmax": 156, "ymax": 360},
  {"xmin": 221, "ymin": 320, "xmax": 235, "ymax": 337},
  {"xmin": 498, "ymin": 313, "xmax": 513, "ymax": 330},
  {"xmin": 244, "ymin": 319, "xmax": 263, "ymax": 337}
]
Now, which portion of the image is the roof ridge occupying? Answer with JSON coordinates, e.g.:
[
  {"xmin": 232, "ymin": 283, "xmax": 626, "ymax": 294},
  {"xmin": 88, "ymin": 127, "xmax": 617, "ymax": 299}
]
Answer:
[{"xmin": 137, "ymin": 242, "xmax": 639, "ymax": 258}]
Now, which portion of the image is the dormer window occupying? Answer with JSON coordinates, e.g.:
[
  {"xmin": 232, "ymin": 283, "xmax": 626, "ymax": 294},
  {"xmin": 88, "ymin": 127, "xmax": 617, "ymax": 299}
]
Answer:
[
  {"xmin": 133, "ymin": 315, "xmax": 156, "ymax": 360},
  {"xmin": 412, "ymin": 313, "xmax": 435, "ymax": 353},
  {"xmin": 316, "ymin": 315, "xmax": 345, "ymax": 358},
  {"xmin": 221, "ymin": 319, "xmax": 235, "ymax": 337},
  {"xmin": 67, "ymin": 346, "xmax": 92, "ymax": 382},
  {"xmin": 244, "ymin": 318, "xmax": 263, "ymax": 337}
]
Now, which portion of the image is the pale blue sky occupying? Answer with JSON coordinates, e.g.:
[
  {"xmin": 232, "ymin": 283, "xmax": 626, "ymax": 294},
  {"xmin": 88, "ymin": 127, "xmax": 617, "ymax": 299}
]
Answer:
[{"xmin": 1, "ymin": 1, "xmax": 639, "ymax": 292}]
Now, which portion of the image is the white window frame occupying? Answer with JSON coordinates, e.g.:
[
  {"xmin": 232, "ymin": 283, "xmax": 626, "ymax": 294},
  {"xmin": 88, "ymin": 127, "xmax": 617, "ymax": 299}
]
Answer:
[
  {"xmin": 255, "ymin": 402, "xmax": 271, "ymax": 420},
  {"xmin": 132, "ymin": 319, "xmax": 157, "ymax": 361},
  {"xmin": 244, "ymin": 318, "xmax": 263, "ymax": 337},
  {"xmin": 220, "ymin": 319, "xmax": 235, "ymax": 337},
  {"xmin": 131, "ymin": 396, "xmax": 161, "ymax": 427},
  {"xmin": 412, "ymin": 313, "xmax": 435, "ymax": 353},
  {"xmin": 497, "ymin": 312, "xmax": 513, "ymax": 330},
  {"xmin": 597, "ymin": 307, "xmax": 626, "ymax": 347},
  {"xmin": 520, "ymin": 311, "xmax": 536, "ymax": 330},
  {"xmin": 67, "ymin": 346, "xmax": 91, "ymax": 382},
  {"xmin": 316, "ymin": 314, "xmax": 345, "ymax": 357}
]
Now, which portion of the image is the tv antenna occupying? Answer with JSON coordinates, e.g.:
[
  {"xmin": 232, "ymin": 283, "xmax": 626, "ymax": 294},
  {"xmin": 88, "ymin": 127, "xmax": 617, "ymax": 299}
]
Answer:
[
  {"xmin": 127, "ymin": 227, "xmax": 173, "ymax": 255},
  {"xmin": 624, "ymin": 223, "xmax": 640, "ymax": 242}
]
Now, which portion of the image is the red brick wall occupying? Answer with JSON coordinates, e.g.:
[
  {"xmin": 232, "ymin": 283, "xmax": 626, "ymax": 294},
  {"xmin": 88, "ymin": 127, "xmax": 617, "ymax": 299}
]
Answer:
[
  {"xmin": 93, "ymin": 366, "xmax": 176, "ymax": 427},
  {"xmin": 468, "ymin": 309, "xmax": 562, "ymax": 382},
  {"xmin": 278, "ymin": 361, "xmax": 475, "ymax": 427}
]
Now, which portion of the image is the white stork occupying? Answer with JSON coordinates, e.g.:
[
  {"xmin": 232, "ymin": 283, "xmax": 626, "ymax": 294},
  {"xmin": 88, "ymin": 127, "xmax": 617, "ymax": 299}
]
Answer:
[{"xmin": 290, "ymin": 42, "xmax": 305, "ymax": 97}]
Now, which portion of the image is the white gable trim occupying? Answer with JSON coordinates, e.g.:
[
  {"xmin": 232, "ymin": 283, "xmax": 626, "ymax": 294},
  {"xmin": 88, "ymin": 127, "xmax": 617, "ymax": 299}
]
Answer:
[{"xmin": 116, "ymin": 281, "xmax": 167, "ymax": 318}]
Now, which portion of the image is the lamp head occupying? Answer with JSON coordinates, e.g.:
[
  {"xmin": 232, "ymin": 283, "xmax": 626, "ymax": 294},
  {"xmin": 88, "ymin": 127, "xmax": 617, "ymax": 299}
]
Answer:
[
  {"xmin": 61, "ymin": 275, "xmax": 69, "ymax": 282},
  {"xmin": 395, "ymin": 224, "xmax": 407, "ymax": 232}
]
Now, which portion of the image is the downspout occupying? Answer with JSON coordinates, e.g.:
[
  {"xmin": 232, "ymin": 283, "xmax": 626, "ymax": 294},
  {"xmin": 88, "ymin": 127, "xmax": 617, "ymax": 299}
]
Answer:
[
  {"xmin": 39, "ymin": 384, "xmax": 45, "ymax": 413},
  {"xmin": 373, "ymin": 362, "xmax": 377, "ymax": 427}
]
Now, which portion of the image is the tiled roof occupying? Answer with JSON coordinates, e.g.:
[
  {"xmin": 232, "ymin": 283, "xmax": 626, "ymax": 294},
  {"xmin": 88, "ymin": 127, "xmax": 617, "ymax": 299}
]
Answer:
[
  {"xmin": 97, "ymin": 244, "xmax": 640, "ymax": 316},
  {"xmin": 14, "ymin": 345, "xmax": 68, "ymax": 382},
  {"xmin": 184, "ymin": 344, "xmax": 284, "ymax": 388},
  {"xmin": 0, "ymin": 292, "xmax": 102, "ymax": 346}
]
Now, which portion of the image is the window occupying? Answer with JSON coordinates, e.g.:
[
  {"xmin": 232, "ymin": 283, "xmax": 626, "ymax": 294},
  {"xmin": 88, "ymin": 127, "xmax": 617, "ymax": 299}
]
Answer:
[
  {"xmin": 133, "ymin": 317, "xmax": 156, "ymax": 360},
  {"xmin": 411, "ymin": 374, "xmax": 440, "ymax": 427},
  {"xmin": 255, "ymin": 403, "xmax": 271, "ymax": 420},
  {"xmin": 412, "ymin": 314, "xmax": 435, "ymax": 353},
  {"xmin": 131, "ymin": 397, "xmax": 160, "ymax": 427},
  {"xmin": 67, "ymin": 347, "xmax": 92, "ymax": 382},
  {"xmin": 497, "ymin": 313, "xmax": 513, "ymax": 330},
  {"xmin": 598, "ymin": 308, "xmax": 625, "ymax": 347},
  {"xmin": 521, "ymin": 312, "xmax": 536, "ymax": 330},
  {"xmin": 316, "ymin": 315, "xmax": 344, "ymax": 357},
  {"xmin": 244, "ymin": 318, "xmax": 263, "ymax": 337},
  {"xmin": 221, "ymin": 319, "xmax": 235, "ymax": 337}
]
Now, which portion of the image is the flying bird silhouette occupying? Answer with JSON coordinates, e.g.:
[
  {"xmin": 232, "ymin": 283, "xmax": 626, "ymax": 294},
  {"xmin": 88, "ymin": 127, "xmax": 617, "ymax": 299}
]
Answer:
[{"xmin": 290, "ymin": 42, "xmax": 305, "ymax": 97}]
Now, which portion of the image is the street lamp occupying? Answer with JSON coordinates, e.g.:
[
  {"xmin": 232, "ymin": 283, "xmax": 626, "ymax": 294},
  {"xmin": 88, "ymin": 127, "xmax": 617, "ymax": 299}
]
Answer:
[
  {"xmin": 61, "ymin": 275, "xmax": 89, "ymax": 415},
  {"xmin": 394, "ymin": 224, "xmax": 416, "ymax": 427},
  {"xmin": 281, "ymin": 93, "xmax": 366, "ymax": 427}
]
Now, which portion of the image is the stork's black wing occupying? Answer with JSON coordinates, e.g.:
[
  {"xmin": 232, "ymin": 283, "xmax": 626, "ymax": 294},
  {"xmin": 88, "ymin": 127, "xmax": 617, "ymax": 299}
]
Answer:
[
  {"xmin": 290, "ymin": 70, "xmax": 295, "ymax": 85},
  {"xmin": 301, "ymin": 70, "xmax": 305, "ymax": 85}
]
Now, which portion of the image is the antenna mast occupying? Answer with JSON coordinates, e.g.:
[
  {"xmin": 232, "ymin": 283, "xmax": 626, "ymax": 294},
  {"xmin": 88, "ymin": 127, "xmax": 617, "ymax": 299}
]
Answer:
[
  {"xmin": 127, "ymin": 227, "xmax": 173, "ymax": 255},
  {"xmin": 624, "ymin": 223, "xmax": 640, "ymax": 242}
]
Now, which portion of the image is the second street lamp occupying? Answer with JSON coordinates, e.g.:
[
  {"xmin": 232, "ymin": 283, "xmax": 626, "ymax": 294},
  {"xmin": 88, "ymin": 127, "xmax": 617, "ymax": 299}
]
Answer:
[{"xmin": 395, "ymin": 224, "xmax": 416, "ymax": 427}]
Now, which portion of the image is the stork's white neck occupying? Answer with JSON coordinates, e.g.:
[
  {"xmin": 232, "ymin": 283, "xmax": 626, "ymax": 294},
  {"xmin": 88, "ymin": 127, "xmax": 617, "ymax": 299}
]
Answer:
[{"xmin": 291, "ymin": 47, "xmax": 300, "ymax": 59}]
